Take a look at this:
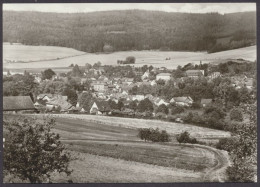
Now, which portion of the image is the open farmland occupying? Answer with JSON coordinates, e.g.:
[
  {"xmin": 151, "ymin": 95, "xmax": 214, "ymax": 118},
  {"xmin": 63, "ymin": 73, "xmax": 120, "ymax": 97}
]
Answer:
[
  {"xmin": 3, "ymin": 44, "xmax": 256, "ymax": 70},
  {"xmin": 6, "ymin": 114, "xmax": 230, "ymax": 182},
  {"xmin": 3, "ymin": 43, "xmax": 86, "ymax": 63},
  {"xmin": 49, "ymin": 114, "xmax": 231, "ymax": 139}
]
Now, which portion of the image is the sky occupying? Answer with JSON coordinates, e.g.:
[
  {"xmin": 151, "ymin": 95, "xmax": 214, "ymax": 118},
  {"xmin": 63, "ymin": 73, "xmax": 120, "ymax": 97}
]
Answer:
[{"xmin": 3, "ymin": 3, "xmax": 256, "ymax": 14}]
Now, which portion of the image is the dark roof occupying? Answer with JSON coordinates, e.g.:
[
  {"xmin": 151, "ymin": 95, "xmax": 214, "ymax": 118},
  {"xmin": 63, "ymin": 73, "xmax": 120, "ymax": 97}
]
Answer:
[{"xmin": 3, "ymin": 96, "xmax": 36, "ymax": 111}]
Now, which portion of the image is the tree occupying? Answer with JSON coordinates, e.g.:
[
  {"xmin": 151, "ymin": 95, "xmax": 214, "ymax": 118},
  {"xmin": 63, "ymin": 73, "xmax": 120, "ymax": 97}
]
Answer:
[
  {"xmin": 226, "ymin": 103, "xmax": 257, "ymax": 182},
  {"xmin": 3, "ymin": 117, "xmax": 71, "ymax": 183},
  {"xmin": 125, "ymin": 56, "xmax": 135, "ymax": 64},
  {"xmin": 128, "ymin": 100, "xmax": 138, "ymax": 111},
  {"xmin": 78, "ymin": 92, "xmax": 93, "ymax": 112},
  {"xmin": 176, "ymin": 131, "xmax": 197, "ymax": 144},
  {"xmin": 137, "ymin": 98, "xmax": 154, "ymax": 112},
  {"xmin": 85, "ymin": 63, "xmax": 92, "ymax": 70},
  {"xmin": 156, "ymin": 79, "xmax": 165, "ymax": 86},
  {"xmin": 93, "ymin": 61, "xmax": 102, "ymax": 69},
  {"xmin": 42, "ymin": 69, "xmax": 56, "ymax": 80},
  {"xmin": 117, "ymin": 100, "xmax": 124, "ymax": 111},
  {"xmin": 230, "ymin": 108, "xmax": 243, "ymax": 122},
  {"xmin": 63, "ymin": 87, "xmax": 78, "ymax": 106},
  {"xmin": 156, "ymin": 104, "xmax": 169, "ymax": 114},
  {"xmin": 71, "ymin": 64, "xmax": 83, "ymax": 77}
]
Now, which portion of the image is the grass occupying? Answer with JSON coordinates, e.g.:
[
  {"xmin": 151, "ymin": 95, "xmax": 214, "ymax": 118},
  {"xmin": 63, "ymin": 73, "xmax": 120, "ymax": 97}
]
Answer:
[
  {"xmin": 3, "ymin": 43, "xmax": 85, "ymax": 63},
  {"xmin": 51, "ymin": 151, "xmax": 203, "ymax": 183},
  {"xmin": 4, "ymin": 114, "xmax": 229, "ymax": 183},
  {"xmin": 49, "ymin": 114, "xmax": 231, "ymax": 139},
  {"xmin": 3, "ymin": 44, "xmax": 256, "ymax": 70},
  {"xmin": 64, "ymin": 141, "xmax": 214, "ymax": 172}
]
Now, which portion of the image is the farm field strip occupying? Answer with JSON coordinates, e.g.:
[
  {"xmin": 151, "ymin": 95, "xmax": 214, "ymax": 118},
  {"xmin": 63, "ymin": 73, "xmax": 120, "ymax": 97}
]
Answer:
[
  {"xmin": 7, "ymin": 114, "xmax": 230, "ymax": 182},
  {"xmin": 48, "ymin": 114, "xmax": 231, "ymax": 138},
  {"xmin": 51, "ymin": 151, "xmax": 202, "ymax": 183},
  {"xmin": 3, "ymin": 44, "xmax": 256, "ymax": 69},
  {"xmin": 3, "ymin": 43, "xmax": 86, "ymax": 62}
]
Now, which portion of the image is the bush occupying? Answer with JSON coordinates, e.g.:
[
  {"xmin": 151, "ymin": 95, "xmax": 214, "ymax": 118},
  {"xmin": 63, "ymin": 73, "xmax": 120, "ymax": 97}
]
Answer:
[
  {"xmin": 216, "ymin": 137, "xmax": 237, "ymax": 152},
  {"xmin": 138, "ymin": 128, "xmax": 170, "ymax": 142},
  {"xmin": 167, "ymin": 115, "xmax": 176, "ymax": 122},
  {"xmin": 176, "ymin": 131, "xmax": 197, "ymax": 144},
  {"xmin": 170, "ymin": 105, "xmax": 185, "ymax": 115},
  {"xmin": 156, "ymin": 104, "xmax": 169, "ymax": 114},
  {"xmin": 183, "ymin": 112, "xmax": 193, "ymax": 123},
  {"xmin": 230, "ymin": 108, "xmax": 243, "ymax": 122},
  {"xmin": 155, "ymin": 112, "xmax": 167, "ymax": 119}
]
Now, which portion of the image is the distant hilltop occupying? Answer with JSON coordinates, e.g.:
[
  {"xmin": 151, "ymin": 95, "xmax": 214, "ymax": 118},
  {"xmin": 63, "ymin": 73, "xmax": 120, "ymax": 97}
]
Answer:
[{"xmin": 3, "ymin": 10, "xmax": 256, "ymax": 53}]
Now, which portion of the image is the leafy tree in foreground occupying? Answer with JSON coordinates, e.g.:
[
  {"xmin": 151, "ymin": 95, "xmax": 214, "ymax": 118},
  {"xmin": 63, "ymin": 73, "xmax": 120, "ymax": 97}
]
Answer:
[
  {"xmin": 226, "ymin": 103, "xmax": 257, "ymax": 182},
  {"xmin": 3, "ymin": 117, "xmax": 72, "ymax": 183}
]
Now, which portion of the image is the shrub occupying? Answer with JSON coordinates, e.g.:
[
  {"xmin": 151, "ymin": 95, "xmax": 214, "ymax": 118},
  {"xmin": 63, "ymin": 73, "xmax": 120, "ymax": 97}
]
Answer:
[
  {"xmin": 138, "ymin": 128, "xmax": 170, "ymax": 142},
  {"xmin": 230, "ymin": 108, "xmax": 243, "ymax": 122},
  {"xmin": 183, "ymin": 112, "xmax": 193, "ymax": 123},
  {"xmin": 176, "ymin": 131, "xmax": 197, "ymax": 144},
  {"xmin": 204, "ymin": 106, "xmax": 226, "ymax": 119},
  {"xmin": 170, "ymin": 105, "xmax": 185, "ymax": 115},
  {"xmin": 155, "ymin": 112, "xmax": 167, "ymax": 119},
  {"xmin": 216, "ymin": 137, "xmax": 237, "ymax": 152},
  {"xmin": 156, "ymin": 104, "xmax": 169, "ymax": 114},
  {"xmin": 167, "ymin": 115, "xmax": 176, "ymax": 122}
]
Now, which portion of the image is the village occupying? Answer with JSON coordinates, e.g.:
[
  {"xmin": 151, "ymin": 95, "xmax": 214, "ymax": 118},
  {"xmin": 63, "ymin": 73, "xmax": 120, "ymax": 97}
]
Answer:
[{"xmin": 3, "ymin": 59, "xmax": 255, "ymax": 127}]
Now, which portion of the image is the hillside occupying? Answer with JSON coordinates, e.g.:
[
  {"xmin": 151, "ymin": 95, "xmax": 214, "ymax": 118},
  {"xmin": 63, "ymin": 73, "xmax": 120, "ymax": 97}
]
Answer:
[{"xmin": 3, "ymin": 10, "xmax": 256, "ymax": 53}]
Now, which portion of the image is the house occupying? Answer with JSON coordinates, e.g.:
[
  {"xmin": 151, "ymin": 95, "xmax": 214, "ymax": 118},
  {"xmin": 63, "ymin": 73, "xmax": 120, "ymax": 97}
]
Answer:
[
  {"xmin": 46, "ymin": 96, "xmax": 73, "ymax": 112},
  {"xmin": 208, "ymin": 72, "xmax": 221, "ymax": 80},
  {"xmin": 123, "ymin": 78, "xmax": 134, "ymax": 85},
  {"xmin": 154, "ymin": 98, "xmax": 169, "ymax": 106},
  {"xmin": 37, "ymin": 94, "xmax": 53, "ymax": 101},
  {"xmin": 91, "ymin": 81, "xmax": 108, "ymax": 92},
  {"xmin": 37, "ymin": 94, "xmax": 67, "ymax": 102},
  {"xmin": 186, "ymin": 70, "xmax": 204, "ymax": 78},
  {"xmin": 132, "ymin": 95, "xmax": 145, "ymax": 101},
  {"xmin": 150, "ymin": 80, "xmax": 157, "ymax": 86},
  {"xmin": 245, "ymin": 78, "xmax": 253, "ymax": 90},
  {"xmin": 142, "ymin": 70, "xmax": 150, "ymax": 80},
  {"xmin": 170, "ymin": 97, "xmax": 193, "ymax": 106},
  {"xmin": 156, "ymin": 73, "xmax": 171, "ymax": 81},
  {"xmin": 3, "ymin": 96, "xmax": 36, "ymax": 113},
  {"xmin": 90, "ymin": 100, "xmax": 111, "ymax": 115},
  {"xmin": 201, "ymin": 99, "xmax": 213, "ymax": 107}
]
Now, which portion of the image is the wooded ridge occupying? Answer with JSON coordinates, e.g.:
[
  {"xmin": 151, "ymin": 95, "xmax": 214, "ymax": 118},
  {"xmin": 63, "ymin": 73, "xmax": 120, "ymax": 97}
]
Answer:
[{"xmin": 3, "ymin": 10, "xmax": 256, "ymax": 53}]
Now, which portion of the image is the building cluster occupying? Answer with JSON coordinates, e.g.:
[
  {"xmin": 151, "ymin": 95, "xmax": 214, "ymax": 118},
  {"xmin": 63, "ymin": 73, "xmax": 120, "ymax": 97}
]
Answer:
[{"xmin": 3, "ymin": 63, "xmax": 253, "ymax": 116}]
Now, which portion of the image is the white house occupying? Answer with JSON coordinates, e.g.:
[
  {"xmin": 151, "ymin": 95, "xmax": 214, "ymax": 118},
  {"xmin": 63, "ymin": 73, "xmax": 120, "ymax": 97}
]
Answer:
[
  {"xmin": 170, "ymin": 96, "xmax": 193, "ymax": 106},
  {"xmin": 150, "ymin": 80, "xmax": 157, "ymax": 86},
  {"xmin": 154, "ymin": 98, "xmax": 169, "ymax": 106},
  {"xmin": 142, "ymin": 70, "xmax": 150, "ymax": 80},
  {"xmin": 156, "ymin": 73, "xmax": 171, "ymax": 81}
]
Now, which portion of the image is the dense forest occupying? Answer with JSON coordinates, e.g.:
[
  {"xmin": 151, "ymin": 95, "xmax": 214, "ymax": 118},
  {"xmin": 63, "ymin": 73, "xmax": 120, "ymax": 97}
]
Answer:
[{"xmin": 3, "ymin": 10, "xmax": 256, "ymax": 53}]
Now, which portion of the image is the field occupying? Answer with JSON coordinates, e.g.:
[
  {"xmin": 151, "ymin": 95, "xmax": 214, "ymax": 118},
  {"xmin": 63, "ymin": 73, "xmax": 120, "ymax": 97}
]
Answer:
[
  {"xmin": 3, "ymin": 43, "xmax": 256, "ymax": 71},
  {"xmin": 49, "ymin": 114, "xmax": 231, "ymax": 139},
  {"xmin": 7, "ymin": 113, "xmax": 230, "ymax": 183},
  {"xmin": 3, "ymin": 43, "xmax": 86, "ymax": 63}
]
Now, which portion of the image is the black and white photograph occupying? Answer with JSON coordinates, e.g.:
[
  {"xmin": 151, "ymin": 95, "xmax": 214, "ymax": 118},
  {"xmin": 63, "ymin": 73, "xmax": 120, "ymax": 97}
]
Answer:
[{"xmin": 2, "ymin": 2, "xmax": 257, "ymax": 183}]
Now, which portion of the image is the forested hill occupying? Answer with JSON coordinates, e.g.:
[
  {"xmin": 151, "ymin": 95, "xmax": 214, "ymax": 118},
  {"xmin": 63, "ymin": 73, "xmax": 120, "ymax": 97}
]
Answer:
[{"xmin": 3, "ymin": 10, "xmax": 256, "ymax": 53}]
